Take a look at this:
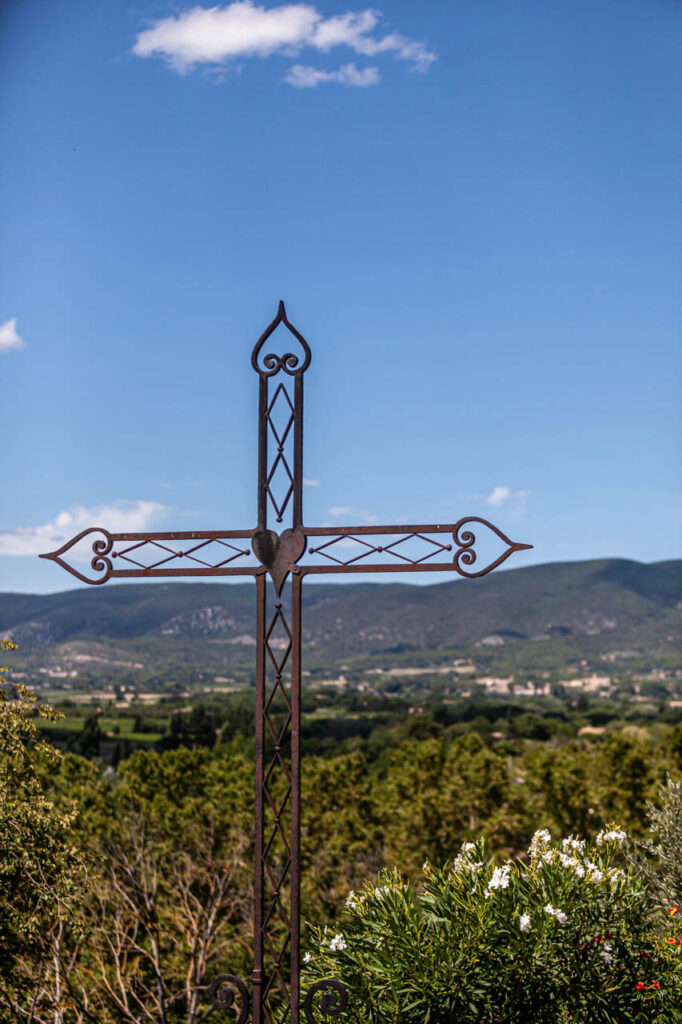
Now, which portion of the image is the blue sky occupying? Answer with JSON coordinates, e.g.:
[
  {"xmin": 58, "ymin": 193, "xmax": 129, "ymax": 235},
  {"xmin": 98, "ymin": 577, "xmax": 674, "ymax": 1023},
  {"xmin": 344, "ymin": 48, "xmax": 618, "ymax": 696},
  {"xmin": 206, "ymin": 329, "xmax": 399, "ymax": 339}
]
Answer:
[{"xmin": 1, "ymin": 0, "xmax": 680, "ymax": 593}]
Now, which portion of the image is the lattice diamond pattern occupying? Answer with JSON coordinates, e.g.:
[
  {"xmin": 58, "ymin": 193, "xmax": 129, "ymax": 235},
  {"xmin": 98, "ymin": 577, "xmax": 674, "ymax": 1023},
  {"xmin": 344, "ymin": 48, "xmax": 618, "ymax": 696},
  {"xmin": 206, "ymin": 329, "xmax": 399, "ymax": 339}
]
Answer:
[
  {"xmin": 262, "ymin": 597, "xmax": 295, "ymax": 1023},
  {"xmin": 266, "ymin": 383, "xmax": 296, "ymax": 524},
  {"xmin": 307, "ymin": 531, "xmax": 453, "ymax": 566},
  {"xmin": 267, "ymin": 383, "xmax": 295, "ymax": 447},
  {"xmin": 111, "ymin": 537, "xmax": 251, "ymax": 571}
]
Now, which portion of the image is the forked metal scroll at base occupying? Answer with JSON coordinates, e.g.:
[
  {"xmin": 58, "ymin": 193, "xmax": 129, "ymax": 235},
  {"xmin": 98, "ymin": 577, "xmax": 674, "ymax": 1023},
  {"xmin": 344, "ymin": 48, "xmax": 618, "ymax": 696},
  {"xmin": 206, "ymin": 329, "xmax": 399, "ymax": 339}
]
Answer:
[
  {"xmin": 208, "ymin": 974, "xmax": 250, "ymax": 1023},
  {"xmin": 302, "ymin": 980, "xmax": 348, "ymax": 1023}
]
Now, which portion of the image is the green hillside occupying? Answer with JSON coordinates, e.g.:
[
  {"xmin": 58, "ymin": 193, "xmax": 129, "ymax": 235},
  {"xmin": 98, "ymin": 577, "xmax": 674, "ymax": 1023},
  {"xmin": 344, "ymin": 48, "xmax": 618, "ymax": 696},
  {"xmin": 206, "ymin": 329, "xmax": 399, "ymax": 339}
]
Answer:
[
  {"xmin": 2, "ymin": 556, "xmax": 680, "ymax": 769},
  {"xmin": 1, "ymin": 557, "xmax": 679, "ymax": 656}
]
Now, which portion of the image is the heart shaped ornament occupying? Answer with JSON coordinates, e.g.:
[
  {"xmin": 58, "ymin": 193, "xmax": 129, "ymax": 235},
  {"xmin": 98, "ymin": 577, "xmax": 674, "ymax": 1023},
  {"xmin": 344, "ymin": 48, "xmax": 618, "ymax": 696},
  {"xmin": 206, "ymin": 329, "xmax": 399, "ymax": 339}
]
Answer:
[{"xmin": 251, "ymin": 528, "xmax": 306, "ymax": 595}]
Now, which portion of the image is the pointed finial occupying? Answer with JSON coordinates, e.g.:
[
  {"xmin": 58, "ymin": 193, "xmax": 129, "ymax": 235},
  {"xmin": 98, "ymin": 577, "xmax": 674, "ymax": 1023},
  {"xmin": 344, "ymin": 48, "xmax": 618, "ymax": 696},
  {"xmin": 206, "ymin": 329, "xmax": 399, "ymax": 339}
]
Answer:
[
  {"xmin": 251, "ymin": 301, "xmax": 311, "ymax": 377},
  {"xmin": 39, "ymin": 527, "xmax": 113, "ymax": 585}
]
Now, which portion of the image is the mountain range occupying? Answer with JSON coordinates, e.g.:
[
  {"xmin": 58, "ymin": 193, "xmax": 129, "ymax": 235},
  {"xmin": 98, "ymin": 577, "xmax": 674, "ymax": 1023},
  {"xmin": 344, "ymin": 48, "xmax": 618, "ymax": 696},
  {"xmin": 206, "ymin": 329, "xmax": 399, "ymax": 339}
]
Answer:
[{"xmin": 2, "ymin": 559, "xmax": 679, "ymax": 669}]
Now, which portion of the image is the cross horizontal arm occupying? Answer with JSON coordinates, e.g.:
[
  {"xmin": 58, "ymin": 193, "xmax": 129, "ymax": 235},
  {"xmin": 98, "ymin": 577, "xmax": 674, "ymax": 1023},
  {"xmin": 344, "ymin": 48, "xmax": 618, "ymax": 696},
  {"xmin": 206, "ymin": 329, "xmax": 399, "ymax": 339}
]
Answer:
[
  {"xmin": 297, "ymin": 517, "xmax": 532, "ymax": 579},
  {"xmin": 39, "ymin": 526, "xmax": 260, "ymax": 585}
]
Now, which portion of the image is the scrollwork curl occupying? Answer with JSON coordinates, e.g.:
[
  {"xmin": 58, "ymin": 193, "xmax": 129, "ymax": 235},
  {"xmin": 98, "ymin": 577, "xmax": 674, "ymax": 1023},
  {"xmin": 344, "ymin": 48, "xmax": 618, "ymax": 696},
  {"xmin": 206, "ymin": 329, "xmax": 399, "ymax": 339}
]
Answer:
[
  {"xmin": 39, "ymin": 527, "xmax": 114, "ymax": 586},
  {"xmin": 252, "ymin": 300, "xmax": 311, "ymax": 378},
  {"xmin": 207, "ymin": 973, "xmax": 250, "ymax": 1022},
  {"xmin": 302, "ymin": 979, "xmax": 348, "ymax": 1023},
  {"xmin": 91, "ymin": 534, "xmax": 114, "ymax": 580},
  {"xmin": 452, "ymin": 517, "xmax": 530, "ymax": 579}
]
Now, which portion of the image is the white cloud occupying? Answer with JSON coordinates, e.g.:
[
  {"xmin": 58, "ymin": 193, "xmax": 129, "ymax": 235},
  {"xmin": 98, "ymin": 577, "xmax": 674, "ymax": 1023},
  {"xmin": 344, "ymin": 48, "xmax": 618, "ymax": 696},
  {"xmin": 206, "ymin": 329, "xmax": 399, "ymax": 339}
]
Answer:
[
  {"xmin": 286, "ymin": 62, "xmax": 379, "ymax": 88},
  {"xmin": 0, "ymin": 501, "xmax": 169, "ymax": 557},
  {"xmin": 303, "ymin": 477, "xmax": 321, "ymax": 486},
  {"xmin": 485, "ymin": 486, "xmax": 529, "ymax": 507},
  {"xmin": 133, "ymin": 2, "xmax": 435, "ymax": 83},
  {"xmin": 0, "ymin": 318, "xmax": 24, "ymax": 354}
]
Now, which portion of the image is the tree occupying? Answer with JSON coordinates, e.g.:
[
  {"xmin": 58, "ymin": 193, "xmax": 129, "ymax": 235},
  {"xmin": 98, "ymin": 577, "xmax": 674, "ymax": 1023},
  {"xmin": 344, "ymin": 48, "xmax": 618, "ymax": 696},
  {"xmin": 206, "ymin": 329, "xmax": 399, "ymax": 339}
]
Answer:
[
  {"xmin": 594, "ymin": 733, "xmax": 658, "ymax": 834},
  {"xmin": 82, "ymin": 812, "xmax": 249, "ymax": 1024},
  {"xmin": 0, "ymin": 640, "xmax": 84, "ymax": 1022},
  {"xmin": 521, "ymin": 743, "xmax": 594, "ymax": 839},
  {"xmin": 380, "ymin": 735, "xmax": 512, "ymax": 874},
  {"xmin": 633, "ymin": 776, "xmax": 682, "ymax": 921},
  {"xmin": 79, "ymin": 712, "xmax": 102, "ymax": 758}
]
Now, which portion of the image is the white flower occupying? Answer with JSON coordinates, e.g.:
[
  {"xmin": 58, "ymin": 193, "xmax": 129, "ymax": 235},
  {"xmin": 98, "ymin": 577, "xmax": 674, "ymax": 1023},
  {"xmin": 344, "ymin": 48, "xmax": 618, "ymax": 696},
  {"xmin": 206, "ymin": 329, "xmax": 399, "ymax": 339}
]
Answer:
[
  {"xmin": 488, "ymin": 864, "xmax": 511, "ymax": 891},
  {"xmin": 596, "ymin": 828, "xmax": 627, "ymax": 846},
  {"xmin": 600, "ymin": 942, "xmax": 613, "ymax": 965},
  {"xmin": 345, "ymin": 889, "xmax": 365, "ymax": 909},
  {"xmin": 544, "ymin": 903, "xmax": 568, "ymax": 924},
  {"xmin": 558, "ymin": 850, "xmax": 587, "ymax": 878},
  {"xmin": 452, "ymin": 842, "xmax": 479, "ymax": 872},
  {"xmin": 586, "ymin": 862, "xmax": 604, "ymax": 884},
  {"xmin": 541, "ymin": 850, "xmax": 556, "ymax": 865},
  {"xmin": 373, "ymin": 885, "xmax": 390, "ymax": 899},
  {"xmin": 519, "ymin": 913, "xmax": 531, "ymax": 933},
  {"xmin": 303, "ymin": 952, "xmax": 312, "ymax": 963},
  {"xmin": 528, "ymin": 829, "xmax": 552, "ymax": 857},
  {"xmin": 608, "ymin": 867, "xmax": 625, "ymax": 884},
  {"xmin": 329, "ymin": 933, "xmax": 347, "ymax": 952},
  {"xmin": 422, "ymin": 861, "xmax": 429, "ymax": 873},
  {"xmin": 562, "ymin": 836, "xmax": 585, "ymax": 853},
  {"xmin": 483, "ymin": 862, "xmax": 511, "ymax": 899}
]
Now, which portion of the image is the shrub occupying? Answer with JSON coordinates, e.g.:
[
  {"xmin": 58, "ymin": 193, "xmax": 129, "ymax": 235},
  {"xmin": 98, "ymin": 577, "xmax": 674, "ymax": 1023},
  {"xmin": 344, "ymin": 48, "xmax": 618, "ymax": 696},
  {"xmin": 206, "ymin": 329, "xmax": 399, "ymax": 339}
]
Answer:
[
  {"xmin": 634, "ymin": 776, "xmax": 682, "ymax": 923},
  {"xmin": 303, "ymin": 828, "xmax": 682, "ymax": 1023}
]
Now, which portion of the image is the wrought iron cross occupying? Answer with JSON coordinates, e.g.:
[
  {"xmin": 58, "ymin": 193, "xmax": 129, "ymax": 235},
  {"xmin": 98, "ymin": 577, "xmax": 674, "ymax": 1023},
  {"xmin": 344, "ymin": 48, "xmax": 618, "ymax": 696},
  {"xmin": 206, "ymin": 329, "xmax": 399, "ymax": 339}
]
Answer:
[{"xmin": 41, "ymin": 303, "xmax": 531, "ymax": 1024}]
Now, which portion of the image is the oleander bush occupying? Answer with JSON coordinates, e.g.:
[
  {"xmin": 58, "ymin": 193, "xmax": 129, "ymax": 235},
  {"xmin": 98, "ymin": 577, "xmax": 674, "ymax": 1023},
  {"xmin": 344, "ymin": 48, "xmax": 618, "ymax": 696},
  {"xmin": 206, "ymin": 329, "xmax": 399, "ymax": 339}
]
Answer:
[{"xmin": 303, "ymin": 828, "xmax": 682, "ymax": 1023}]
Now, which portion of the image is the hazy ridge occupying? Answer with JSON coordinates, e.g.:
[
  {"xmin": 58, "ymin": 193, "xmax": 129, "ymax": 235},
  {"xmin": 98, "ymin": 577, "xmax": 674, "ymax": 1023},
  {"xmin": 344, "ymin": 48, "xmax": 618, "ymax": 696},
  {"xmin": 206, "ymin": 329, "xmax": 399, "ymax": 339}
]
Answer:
[{"xmin": 1, "ymin": 558, "xmax": 679, "ymax": 662}]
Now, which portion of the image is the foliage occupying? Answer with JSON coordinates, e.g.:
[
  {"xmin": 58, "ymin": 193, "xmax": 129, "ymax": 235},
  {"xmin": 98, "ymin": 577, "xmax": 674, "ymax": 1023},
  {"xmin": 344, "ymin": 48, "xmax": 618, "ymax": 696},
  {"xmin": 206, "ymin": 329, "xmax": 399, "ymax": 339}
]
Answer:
[
  {"xmin": 633, "ymin": 777, "xmax": 682, "ymax": 924},
  {"xmin": 65, "ymin": 747, "xmax": 255, "ymax": 1024},
  {"xmin": 304, "ymin": 829, "xmax": 682, "ymax": 1023},
  {"xmin": 0, "ymin": 640, "xmax": 84, "ymax": 1020},
  {"xmin": 3, "ymin": 630, "xmax": 682, "ymax": 1022},
  {"xmin": 379, "ymin": 735, "xmax": 513, "ymax": 875},
  {"xmin": 80, "ymin": 810, "xmax": 249, "ymax": 1024}
]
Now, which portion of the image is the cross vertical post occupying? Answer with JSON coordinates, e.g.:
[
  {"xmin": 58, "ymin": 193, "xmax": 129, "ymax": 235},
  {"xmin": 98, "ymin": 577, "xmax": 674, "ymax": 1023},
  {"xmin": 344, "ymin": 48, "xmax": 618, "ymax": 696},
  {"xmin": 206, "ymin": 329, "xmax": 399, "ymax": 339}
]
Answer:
[
  {"xmin": 41, "ymin": 302, "xmax": 532, "ymax": 1023},
  {"xmin": 250, "ymin": 301, "xmax": 311, "ymax": 1023}
]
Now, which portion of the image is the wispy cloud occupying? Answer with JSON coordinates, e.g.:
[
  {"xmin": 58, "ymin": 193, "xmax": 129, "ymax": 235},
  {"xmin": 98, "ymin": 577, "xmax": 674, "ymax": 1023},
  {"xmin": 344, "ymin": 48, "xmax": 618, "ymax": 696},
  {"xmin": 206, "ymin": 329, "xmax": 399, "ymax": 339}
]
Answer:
[
  {"xmin": 303, "ymin": 477, "xmax": 321, "ymax": 487},
  {"xmin": 286, "ymin": 62, "xmax": 379, "ymax": 88},
  {"xmin": 485, "ymin": 486, "xmax": 529, "ymax": 508},
  {"xmin": 0, "ymin": 318, "xmax": 24, "ymax": 354},
  {"xmin": 0, "ymin": 501, "xmax": 169, "ymax": 557},
  {"xmin": 133, "ymin": 3, "xmax": 435, "ymax": 85}
]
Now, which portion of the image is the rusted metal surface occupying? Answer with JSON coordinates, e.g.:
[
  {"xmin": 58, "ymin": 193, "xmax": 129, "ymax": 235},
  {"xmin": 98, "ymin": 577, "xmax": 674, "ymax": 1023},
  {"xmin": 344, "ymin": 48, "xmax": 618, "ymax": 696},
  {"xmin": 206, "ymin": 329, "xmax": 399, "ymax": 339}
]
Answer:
[
  {"xmin": 40, "ymin": 528, "xmax": 255, "ymax": 585},
  {"xmin": 41, "ymin": 301, "xmax": 532, "ymax": 1023},
  {"xmin": 40, "ymin": 519, "xmax": 529, "ymax": 586}
]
